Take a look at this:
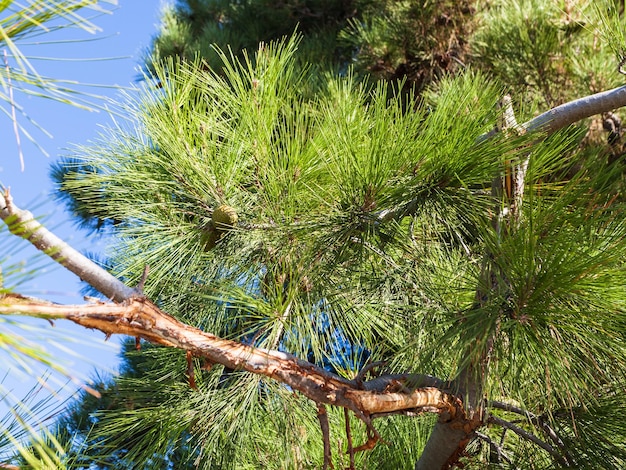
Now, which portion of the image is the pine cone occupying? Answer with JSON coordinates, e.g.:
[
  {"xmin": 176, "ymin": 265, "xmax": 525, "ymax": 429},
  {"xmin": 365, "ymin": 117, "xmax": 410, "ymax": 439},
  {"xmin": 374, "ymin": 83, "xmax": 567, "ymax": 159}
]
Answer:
[{"xmin": 212, "ymin": 204, "xmax": 238, "ymax": 230}]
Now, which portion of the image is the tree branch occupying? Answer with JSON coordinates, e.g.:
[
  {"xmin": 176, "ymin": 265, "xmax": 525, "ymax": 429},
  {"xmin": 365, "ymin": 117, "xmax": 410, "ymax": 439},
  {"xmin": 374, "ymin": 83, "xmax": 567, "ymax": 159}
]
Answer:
[
  {"xmin": 0, "ymin": 190, "xmax": 137, "ymax": 302},
  {"xmin": 475, "ymin": 431, "xmax": 513, "ymax": 465},
  {"xmin": 344, "ymin": 408, "xmax": 355, "ymax": 470},
  {"xmin": 490, "ymin": 400, "xmax": 574, "ymax": 465},
  {"xmin": 379, "ymin": 84, "xmax": 626, "ymax": 224},
  {"xmin": 0, "ymin": 294, "xmax": 461, "ymax": 418},
  {"xmin": 488, "ymin": 415, "xmax": 570, "ymax": 467},
  {"xmin": 317, "ymin": 404, "xmax": 333, "ymax": 470},
  {"xmin": 522, "ymin": 84, "xmax": 626, "ymax": 135}
]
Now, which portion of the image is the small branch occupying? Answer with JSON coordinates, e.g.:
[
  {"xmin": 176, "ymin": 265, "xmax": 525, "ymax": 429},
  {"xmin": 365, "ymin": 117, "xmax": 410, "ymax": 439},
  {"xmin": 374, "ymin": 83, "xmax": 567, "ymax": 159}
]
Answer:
[
  {"xmin": 186, "ymin": 351, "xmax": 197, "ymax": 390},
  {"xmin": 352, "ymin": 419, "xmax": 380, "ymax": 453},
  {"xmin": 488, "ymin": 415, "xmax": 570, "ymax": 467},
  {"xmin": 475, "ymin": 431, "xmax": 514, "ymax": 466},
  {"xmin": 136, "ymin": 265, "xmax": 150, "ymax": 293},
  {"xmin": 490, "ymin": 400, "xmax": 574, "ymax": 465},
  {"xmin": 317, "ymin": 404, "xmax": 333, "ymax": 470},
  {"xmin": 353, "ymin": 360, "xmax": 387, "ymax": 387},
  {"xmin": 344, "ymin": 408, "xmax": 355, "ymax": 470},
  {"xmin": 0, "ymin": 190, "xmax": 137, "ymax": 302},
  {"xmin": 349, "ymin": 409, "xmax": 386, "ymax": 454},
  {"xmin": 360, "ymin": 373, "xmax": 447, "ymax": 392}
]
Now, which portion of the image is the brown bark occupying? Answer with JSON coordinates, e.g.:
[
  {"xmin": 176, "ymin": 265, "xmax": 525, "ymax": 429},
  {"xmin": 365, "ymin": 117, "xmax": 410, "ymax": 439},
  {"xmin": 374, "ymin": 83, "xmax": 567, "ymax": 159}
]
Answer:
[{"xmin": 0, "ymin": 293, "xmax": 463, "ymax": 424}]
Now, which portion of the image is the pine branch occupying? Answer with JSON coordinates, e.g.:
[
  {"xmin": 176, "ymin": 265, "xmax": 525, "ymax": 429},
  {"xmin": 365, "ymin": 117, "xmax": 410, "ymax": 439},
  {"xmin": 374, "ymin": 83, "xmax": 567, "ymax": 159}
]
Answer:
[
  {"xmin": 475, "ymin": 431, "xmax": 513, "ymax": 465},
  {"xmin": 522, "ymin": 84, "xmax": 626, "ymax": 135},
  {"xmin": 378, "ymin": 84, "xmax": 626, "ymax": 223},
  {"xmin": 317, "ymin": 404, "xmax": 333, "ymax": 470},
  {"xmin": 488, "ymin": 415, "xmax": 570, "ymax": 467},
  {"xmin": 0, "ymin": 190, "xmax": 464, "ymax": 438},
  {"xmin": 490, "ymin": 400, "xmax": 574, "ymax": 465},
  {"xmin": 0, "ymin": 293, "xmax": 461, "ymax": 418},
  {"xmin": 0, "ymin": 189, "xmax": 137, "ymax": 302}
]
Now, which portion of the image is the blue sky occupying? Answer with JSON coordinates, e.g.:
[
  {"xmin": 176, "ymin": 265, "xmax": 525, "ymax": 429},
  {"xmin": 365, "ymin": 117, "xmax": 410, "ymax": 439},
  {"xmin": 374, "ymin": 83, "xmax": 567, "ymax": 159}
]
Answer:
[{"xmin": 0, "ymin": 1, "xmax": 170, "ymax": 425}]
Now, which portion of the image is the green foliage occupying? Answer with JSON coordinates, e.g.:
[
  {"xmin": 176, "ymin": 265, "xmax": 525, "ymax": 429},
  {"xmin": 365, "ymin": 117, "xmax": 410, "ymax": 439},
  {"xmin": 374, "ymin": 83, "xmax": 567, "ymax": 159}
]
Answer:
[
  {"xmin": 49, "ymin": 25, "xmax": 626, "ymax": 466},
  {"xmin": 149, "ymin": 0, "xmax": 353, "ymax": 73},
  {"xmin": 340, "ymin": 0, "xmax": 475, "ymax": 88},
  {"xmin": 0, "ymin": 0, "xmax": 118, "ymax": 163},
  {"xmin": 50, "ymin": 340, "xmax": 437, "ymax": 469},
  {"xmin": 43, "ymin": 0, "xmax": 626, "ymax": 468},
  {"xmin": 472, "ymin": 0, "xmax": 626, "ymax": 110},
  {"xmin": 150, "ymin": 0, "xmax": 481, "ymax": 90}
]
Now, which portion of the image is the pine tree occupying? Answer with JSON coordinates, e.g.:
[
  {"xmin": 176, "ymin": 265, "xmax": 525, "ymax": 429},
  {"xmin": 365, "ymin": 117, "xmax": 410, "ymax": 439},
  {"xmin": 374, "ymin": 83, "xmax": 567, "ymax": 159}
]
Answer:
[{"xmin": 4, "ymin": 0, "xmax": 626, "ymax": 468}]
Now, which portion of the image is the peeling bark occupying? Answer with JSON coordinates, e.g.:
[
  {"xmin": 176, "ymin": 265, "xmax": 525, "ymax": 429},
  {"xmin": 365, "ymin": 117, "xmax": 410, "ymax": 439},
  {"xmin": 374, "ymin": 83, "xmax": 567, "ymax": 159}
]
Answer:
[{"xmin": 0, "ymin": 294, "xmax": 462, "ymax": 422}]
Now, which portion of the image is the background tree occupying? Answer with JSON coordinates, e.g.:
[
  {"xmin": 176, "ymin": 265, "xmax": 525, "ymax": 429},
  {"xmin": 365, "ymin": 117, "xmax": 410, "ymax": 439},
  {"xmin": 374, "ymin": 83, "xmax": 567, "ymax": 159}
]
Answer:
[{"xmin": 2, "ymin": 0, "xmax": 626, "ymax": 469}]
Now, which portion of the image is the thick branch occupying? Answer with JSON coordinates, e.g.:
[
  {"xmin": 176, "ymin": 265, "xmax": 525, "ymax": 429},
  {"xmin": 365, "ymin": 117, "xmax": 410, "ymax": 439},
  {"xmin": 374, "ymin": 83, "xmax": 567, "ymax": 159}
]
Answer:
[{"xmin": 0, "ymin": 294, "xmax": 462, "ymax": 420}]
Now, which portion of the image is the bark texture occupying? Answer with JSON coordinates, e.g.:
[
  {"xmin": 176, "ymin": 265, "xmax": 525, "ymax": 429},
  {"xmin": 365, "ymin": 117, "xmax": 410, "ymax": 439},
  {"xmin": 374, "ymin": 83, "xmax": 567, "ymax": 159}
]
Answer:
[{"xmin": 0, "ymin": 294, "xmax": 464, "ymax": 421}]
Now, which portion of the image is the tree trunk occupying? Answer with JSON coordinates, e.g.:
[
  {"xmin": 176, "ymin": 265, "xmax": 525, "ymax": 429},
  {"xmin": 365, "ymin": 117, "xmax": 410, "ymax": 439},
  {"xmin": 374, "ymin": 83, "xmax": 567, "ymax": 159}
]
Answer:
[{"xmin": 415, "ymin": 420, "xmax": 471, "ymax": 470}]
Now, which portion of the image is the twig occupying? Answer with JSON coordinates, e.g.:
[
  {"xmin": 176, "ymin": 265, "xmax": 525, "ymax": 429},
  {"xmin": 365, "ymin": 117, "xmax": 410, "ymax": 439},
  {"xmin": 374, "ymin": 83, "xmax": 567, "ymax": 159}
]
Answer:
[
  {"xmin": 475, "ymin": 431, "xmax": 514, "ymax": 466},
  {"xmin": 490, "ymin": 400, "xmax": 573, "ymax": 464},
  {"xmin": 317, "ymin": 404, "xmax": 333, "ymax": 470},
  {"xmin": 353, "ymin": 361, "xmax": 387, "ymax": 387},
  {"xmin": 488, "ymin": 415, "xmax": 570, "ymax": 467},
  {"xmin": 351, "ymin": 409, "xmax": 384, "ymax": 453},
  {"xmin": 344, "ymin": 408, "xmax": 355, "ymax": 470},
  {"xmin": 186, "ymin": 351, "xmax": 197, "ymax": 390},
  {"xmin": 136, "ymin": 265, "xmax": 150, "ymax": 293}
]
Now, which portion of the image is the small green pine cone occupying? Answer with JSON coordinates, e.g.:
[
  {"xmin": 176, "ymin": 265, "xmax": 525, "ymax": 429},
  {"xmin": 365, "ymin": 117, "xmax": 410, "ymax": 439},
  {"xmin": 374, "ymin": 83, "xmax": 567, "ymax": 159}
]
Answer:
[{"xmin": 212, "ymin": 204, "xmax": 238, "ymax": 231}]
